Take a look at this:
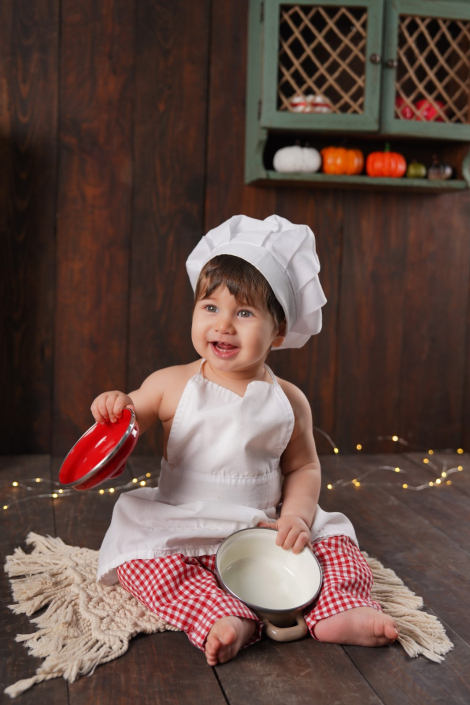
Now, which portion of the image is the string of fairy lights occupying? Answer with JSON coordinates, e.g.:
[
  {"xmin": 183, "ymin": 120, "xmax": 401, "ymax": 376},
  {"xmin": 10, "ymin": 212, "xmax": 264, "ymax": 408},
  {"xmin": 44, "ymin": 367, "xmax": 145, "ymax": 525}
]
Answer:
[
  {"xmin": 1, "ymin": 431, "xmax": 467, "ymax": 513},
  {"xmin": 313, "ymin": 428, "xmax": 466, "ymax": 492},
  {"xmin": 2, "ymin": 473, "xmax": 155, "ymax": 512}
]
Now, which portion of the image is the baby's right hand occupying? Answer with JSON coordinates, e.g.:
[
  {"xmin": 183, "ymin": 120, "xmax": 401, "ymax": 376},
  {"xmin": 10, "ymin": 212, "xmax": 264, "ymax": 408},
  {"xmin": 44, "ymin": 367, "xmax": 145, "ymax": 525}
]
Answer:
[{"xmin": 90, "ymin": 391, "xmax": 134, "ymax": 424}]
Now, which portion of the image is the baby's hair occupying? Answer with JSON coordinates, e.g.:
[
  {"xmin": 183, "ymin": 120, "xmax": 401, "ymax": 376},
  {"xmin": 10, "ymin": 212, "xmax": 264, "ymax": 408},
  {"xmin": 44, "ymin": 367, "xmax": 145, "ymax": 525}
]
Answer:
[{"xmin": 194, "ymin": 255, "xmax": 286, "ymax": 329}]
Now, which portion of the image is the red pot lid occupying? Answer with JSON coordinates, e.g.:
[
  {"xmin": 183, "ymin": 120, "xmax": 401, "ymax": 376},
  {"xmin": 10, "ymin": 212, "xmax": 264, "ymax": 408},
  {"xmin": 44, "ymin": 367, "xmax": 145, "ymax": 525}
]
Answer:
[{"xmin": 59, "ymin": 408, "xmax": 139, "ymax": 490}]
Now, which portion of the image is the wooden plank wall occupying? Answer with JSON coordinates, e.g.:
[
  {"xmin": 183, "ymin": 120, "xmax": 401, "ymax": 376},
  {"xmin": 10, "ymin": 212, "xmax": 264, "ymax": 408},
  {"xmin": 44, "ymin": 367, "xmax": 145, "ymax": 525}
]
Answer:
[
  {"xmin": 0, "ymin": 1, "xmax": 58, "ymax": 452},
  {"xmin": 1, "ymin": 0, "xmax": 470, "ymax": 457}
]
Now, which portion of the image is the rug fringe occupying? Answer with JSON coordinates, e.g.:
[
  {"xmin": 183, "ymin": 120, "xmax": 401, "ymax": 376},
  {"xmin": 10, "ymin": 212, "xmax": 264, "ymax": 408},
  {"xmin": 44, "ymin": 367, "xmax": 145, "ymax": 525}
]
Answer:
[
  {"xmin": 4, "ymin": 532, "xmax": 176, "ymax": 698},
  {"xmin": 364, "ymin": 553, "xmax": 453, "ymax": 663}
]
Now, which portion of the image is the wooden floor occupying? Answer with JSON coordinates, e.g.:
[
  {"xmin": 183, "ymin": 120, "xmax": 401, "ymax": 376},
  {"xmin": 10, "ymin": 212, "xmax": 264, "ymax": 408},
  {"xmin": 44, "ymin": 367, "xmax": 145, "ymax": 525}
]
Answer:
[{"xmin": 2, "ymin": 452, "xmax": 470, "ymax": 704}]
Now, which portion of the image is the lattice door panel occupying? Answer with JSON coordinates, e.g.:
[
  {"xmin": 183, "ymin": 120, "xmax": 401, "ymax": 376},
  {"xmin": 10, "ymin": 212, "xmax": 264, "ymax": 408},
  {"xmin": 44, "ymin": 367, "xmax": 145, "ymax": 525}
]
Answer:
[
  {"xmin": 395, "ymin": 15, "xmax": 470, "ymax": 124},
  {"xmin": 277, "ymin": 4, "xmax": 368, "ymax": 114}
]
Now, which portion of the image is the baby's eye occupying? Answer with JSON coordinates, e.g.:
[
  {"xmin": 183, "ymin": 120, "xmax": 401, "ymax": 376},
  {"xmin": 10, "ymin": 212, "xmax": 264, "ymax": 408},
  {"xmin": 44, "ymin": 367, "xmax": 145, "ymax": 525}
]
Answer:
[
  {"xmin": 238, "ymin": 310, "xmax": 253, "ymax": 318},
  {"xmin": 204, "ymin": 305, "xmax": 218, "ymax": 313}
]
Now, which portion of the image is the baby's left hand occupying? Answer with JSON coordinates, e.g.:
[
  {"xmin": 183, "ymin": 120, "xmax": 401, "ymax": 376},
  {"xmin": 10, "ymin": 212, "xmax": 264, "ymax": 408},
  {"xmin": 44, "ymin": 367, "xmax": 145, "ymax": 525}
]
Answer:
[{"xmin": 257, "ymin": 515, "xmax": 311, "ymax": 554}]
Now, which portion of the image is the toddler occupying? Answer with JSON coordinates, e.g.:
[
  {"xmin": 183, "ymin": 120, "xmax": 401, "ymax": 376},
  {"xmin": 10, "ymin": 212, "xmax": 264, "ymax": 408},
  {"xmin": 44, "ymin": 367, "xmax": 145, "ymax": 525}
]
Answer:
[{"xmin": 94, "ymin": 215, "xmax": 397, "ymax": 665}]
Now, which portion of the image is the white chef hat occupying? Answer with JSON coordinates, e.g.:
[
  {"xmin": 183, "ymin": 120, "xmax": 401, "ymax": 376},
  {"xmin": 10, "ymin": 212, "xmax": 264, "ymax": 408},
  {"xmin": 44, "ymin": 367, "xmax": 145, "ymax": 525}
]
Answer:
[{"xmin": 186, "ymin": 214, "xmax": 327, "ymax": 349}]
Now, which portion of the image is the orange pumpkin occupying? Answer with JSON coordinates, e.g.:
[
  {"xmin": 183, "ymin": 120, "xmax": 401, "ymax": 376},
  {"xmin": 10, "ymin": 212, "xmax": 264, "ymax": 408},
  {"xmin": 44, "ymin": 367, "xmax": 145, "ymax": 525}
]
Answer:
[
  {"xmin": 321, "ymin": 147, "xmax": 364, "ymax": 175},
  {"xmin": 366, "ymin": 146, "xmax": 406, "ymax": 178}
]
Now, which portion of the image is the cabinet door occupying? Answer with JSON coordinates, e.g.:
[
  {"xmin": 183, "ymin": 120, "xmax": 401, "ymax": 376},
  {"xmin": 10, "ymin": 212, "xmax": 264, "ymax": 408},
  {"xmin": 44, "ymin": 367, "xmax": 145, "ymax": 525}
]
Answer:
[
  {"xmin": 381, "ymin": 0, "xmax": 470, "ymax": 140},
  {"xmin": 260, "ymin": 0, "xmax": 384, "ymax": 131}
]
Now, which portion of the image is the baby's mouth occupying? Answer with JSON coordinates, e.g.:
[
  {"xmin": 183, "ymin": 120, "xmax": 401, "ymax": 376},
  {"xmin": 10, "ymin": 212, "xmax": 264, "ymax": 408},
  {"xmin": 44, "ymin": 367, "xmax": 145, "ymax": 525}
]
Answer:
[
  {"xmin": 212, "ymin": 341, "xmax": 237, "ymax": 350},
  {"xmin": 210, "ymin": 341, "xmax": 240, "ymax": 357}
]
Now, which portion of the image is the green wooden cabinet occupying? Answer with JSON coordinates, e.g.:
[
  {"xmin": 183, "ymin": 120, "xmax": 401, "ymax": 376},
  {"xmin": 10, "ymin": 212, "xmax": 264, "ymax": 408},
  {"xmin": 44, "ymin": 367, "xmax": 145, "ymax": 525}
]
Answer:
[
  {"xmin": 261, "ymin": 0, "xmax": 384, "ymax": 132},
  {"xmin": 246, "ymin": 0, "xmax": 470, "ymax": 190},
  {"xmin": 381, "ymin": 0, "xmax": 470, "ymax": 141}
]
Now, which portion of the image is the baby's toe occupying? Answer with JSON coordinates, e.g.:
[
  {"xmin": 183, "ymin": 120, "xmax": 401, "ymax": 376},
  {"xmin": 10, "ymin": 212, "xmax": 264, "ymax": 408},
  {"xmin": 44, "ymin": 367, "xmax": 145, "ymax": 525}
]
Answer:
[
  {"xmin": 205, "ymin": 635, "xmax": 220, "ymax": 655},
  {"xmin": 374, "ymin": 616, "xmax": 398, "ymax": 643},
  {"xmin": 205, "ymin": 641, "xmax": 220, "ymax": 665}
]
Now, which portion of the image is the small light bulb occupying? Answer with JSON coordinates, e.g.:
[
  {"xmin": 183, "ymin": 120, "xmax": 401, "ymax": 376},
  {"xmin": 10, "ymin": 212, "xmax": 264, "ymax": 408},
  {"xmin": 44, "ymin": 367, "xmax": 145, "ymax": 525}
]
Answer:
[
  {"xmin": 446, "ymin": 480, "xmax": 452, "ymax": 485},
  {"xmin": 395, "ymin": 467, "xmax": 400, "ymax": 473},
  {"xmin": 327, "ymin": 484, "xmax": 333, "ymax": 490},
  {"xmin": 436, "ymin": 478, "xmax": 441, "ymax": 485},
  {"xmin": 109, "ymin": 488, "xmax": 115, "ymax": 493},
  {"xmin": 132, "ymin": 478, "xmax": 138, "ymax": 483},
  {"xmin": 52, "ymin": 493, "xmax": 58, "ymax": 499},
  {"xmin": 355, "ymin": 481, "xmax": 361, "ymax": 487},
  {"xmin": 428, "ymin": 449, "xmax": 434, "ymax": 455},
  {"xmin": 356, "ymin": 444, "xmax": 362, "ymax": 451},
  {"xmin": 140, "ymin": 480, "xmax": 146, "ymax": 486},
  {"xmin": 12, "ymin": 481, "xmax": 18, "ymax": 487},
  {"xmin": 441, "ymin": 471, "xmax": 447, "ymax": 478},
  {"xmin": 35, "ymin": 478, "xmax": 41, "ymax": 483},
  {"xmin": 58, "ymin": 489, "xmax": 64, "ymax": 494},
  {"xmin": 392, "ymin": 435, "xmax": 398, "ymax": 442},
  {"xmin": 423, "ymin": 458, "xmax": 429, "ymax": 464},
  {"xmin": 458, "ymin": 466, "xmax": 463, "ymax": 471},
  {"xmin": 146, "ymin": 473, "xmax": 151, "ymax": 478},
  {"xmin": 333, "ymin": 447, "xmax": 339, "ymax": 454},
  {"xmin": 429, "ymin": 481, "xmax": 434, "ymax": 486},
  {"xmin": 402, "ymin": 484, "xmax": 408, "ymax": 489},
  {"xmin": 457, "ymin": 448, "xmax": 464, "ymax": 454},
  {"xmin": 99, "ymin": 489, "xmax": 105, "ymax": 494},
  {"xmin": 3, "ymin": 505, "xmax": 8, "ymax": 510}
]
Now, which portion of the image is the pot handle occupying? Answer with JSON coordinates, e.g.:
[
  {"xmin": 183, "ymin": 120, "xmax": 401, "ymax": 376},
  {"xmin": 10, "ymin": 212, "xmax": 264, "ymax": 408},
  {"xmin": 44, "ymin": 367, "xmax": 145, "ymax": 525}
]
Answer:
[{"xmin": 263, "ymin": 613, "xmax": 308, "ymax": 642}]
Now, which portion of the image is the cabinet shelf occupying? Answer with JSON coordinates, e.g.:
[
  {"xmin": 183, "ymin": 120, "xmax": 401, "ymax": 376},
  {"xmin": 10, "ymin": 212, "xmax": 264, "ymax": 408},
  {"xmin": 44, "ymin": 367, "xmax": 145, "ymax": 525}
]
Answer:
[
  {"xmin": 255, "ymin": 170, "xmax": 469, "ymax": 192},
  {"xmin": 248, "ymin": 132, "xmax": 470, "ymax": 192}
]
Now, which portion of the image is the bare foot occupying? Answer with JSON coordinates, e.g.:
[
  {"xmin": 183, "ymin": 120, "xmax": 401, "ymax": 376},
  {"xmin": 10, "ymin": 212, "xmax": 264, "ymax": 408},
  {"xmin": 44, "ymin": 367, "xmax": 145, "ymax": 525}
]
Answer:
[
  {"xmin": 205, "ymin": 616, "xmax": 256, "ymax": 666},
  {"xmin": 314, "ymin": 607, "xmax": 398, "ymax": 647}
]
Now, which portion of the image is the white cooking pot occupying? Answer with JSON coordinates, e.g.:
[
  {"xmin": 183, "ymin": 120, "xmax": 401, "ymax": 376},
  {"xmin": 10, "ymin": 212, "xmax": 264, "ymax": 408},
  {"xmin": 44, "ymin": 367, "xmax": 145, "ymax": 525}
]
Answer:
[{"xmin": 215, "ymin": 527, "xmax": 322, "ymax": 642}]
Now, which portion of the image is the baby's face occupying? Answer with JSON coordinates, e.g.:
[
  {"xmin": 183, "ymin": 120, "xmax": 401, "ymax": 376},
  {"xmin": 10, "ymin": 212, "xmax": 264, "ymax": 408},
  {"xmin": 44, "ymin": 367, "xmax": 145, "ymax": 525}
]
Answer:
[{"xmin": 191, "ymin": 286, "xmax": 284, "ymax": 374}]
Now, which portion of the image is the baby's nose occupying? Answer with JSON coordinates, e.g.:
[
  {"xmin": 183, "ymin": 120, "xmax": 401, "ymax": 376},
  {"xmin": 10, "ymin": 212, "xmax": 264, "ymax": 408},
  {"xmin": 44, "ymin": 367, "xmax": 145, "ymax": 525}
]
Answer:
[{"xmin": 215, "ymin": 315, "xmax": 235, "ymax": 334}]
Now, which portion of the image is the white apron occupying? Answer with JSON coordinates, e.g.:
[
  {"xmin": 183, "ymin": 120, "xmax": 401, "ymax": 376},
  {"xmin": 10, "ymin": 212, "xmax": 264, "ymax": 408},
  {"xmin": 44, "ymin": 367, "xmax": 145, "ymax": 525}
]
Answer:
[{"xmin": 97, "ymin": 361, "xmax": 357, "ymax": 584}]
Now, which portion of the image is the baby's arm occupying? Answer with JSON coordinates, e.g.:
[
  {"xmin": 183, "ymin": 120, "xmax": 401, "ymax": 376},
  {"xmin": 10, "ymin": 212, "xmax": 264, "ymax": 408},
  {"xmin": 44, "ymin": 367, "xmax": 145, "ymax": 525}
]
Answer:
[
  {"xmin": 90, "ymin": 368, "xmax": 169, "ymax": 434},
  {"xmin": 259, "ymin": 382, "xmax": 321, "ymax": 553}
]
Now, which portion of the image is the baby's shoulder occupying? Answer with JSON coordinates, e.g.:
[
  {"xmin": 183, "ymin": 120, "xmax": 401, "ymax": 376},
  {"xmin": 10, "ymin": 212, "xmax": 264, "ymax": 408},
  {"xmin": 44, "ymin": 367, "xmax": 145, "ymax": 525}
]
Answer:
[
  {"xmin": 146, "ymin": 360, "xmax": 202, "ymax": 422},
  {"xmin": 144, "ymin": 360, "xmax": 201, "ymax": 393},
  {"xmin": 275, "ymin": 377, "xmax": 312, "ymax": 421}
]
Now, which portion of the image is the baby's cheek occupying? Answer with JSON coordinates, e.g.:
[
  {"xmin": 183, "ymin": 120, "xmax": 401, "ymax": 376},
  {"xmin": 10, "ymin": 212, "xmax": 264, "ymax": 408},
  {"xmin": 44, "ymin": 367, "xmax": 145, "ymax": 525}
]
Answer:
[{"xmin": 190, "ymin": 320, "xmax": 202, "ymax": 352}]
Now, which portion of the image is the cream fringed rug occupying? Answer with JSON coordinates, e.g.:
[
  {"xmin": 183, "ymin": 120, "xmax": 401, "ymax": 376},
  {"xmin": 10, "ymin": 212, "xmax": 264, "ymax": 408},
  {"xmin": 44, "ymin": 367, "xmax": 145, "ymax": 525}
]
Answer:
[{"xmin": 4, "ymin": 533, "xmax": 453, "ymax": 698}]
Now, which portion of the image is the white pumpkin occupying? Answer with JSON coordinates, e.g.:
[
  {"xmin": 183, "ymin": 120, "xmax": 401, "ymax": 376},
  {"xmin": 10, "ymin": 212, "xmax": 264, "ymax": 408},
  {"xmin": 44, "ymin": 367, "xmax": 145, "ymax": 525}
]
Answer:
[{"xmin": 273, "ymin": 145, "xmax": 322, "ymax": 173}]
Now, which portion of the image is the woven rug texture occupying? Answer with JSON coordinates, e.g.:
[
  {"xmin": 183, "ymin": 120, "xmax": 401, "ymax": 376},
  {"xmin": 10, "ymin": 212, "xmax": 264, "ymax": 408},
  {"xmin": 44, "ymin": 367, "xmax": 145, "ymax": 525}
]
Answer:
[{"xmin": 3, "ymin": 532, "xmax": 454, "ymax": 698}]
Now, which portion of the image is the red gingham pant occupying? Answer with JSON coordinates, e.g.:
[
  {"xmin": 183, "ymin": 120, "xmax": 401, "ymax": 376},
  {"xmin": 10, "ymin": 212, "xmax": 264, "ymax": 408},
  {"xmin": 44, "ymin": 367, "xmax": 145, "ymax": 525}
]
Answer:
[{"xmin": 116, "ymin": 535, "xmax": 381, "ymax": 651}]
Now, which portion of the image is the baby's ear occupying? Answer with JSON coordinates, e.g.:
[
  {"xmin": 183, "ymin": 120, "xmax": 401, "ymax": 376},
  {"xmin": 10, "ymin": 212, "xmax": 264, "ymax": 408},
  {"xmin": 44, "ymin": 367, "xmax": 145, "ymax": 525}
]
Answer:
[
  {"xmin": 271, "ymin": 335, "xmax": 285, "ymax": 349},
  {"xmin": 271, "ymin": 320, "xmax": 286, "ymax": 349}
]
